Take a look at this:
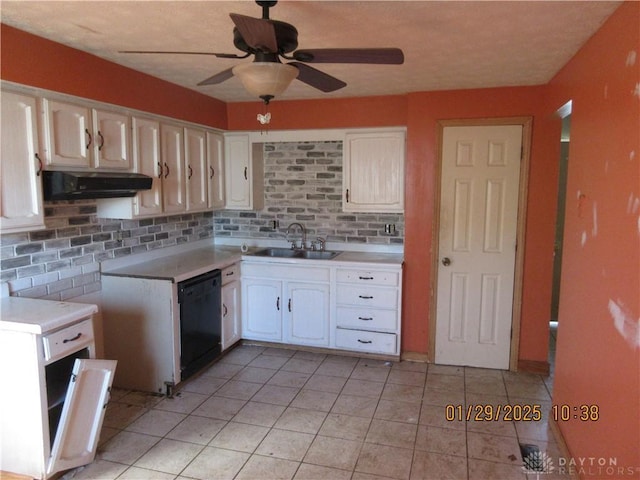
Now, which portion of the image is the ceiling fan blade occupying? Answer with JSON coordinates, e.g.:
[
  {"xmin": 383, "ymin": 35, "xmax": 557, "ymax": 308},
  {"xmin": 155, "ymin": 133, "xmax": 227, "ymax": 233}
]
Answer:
[
  {"xmin": 289, "ymin": 62, "xmax": 346, "ymax": 93},
  {"xmin": 230, "ymin": 13, "xmax": 278, "ymax": 53},
  {"xmin": 293, "ymin": 48, "xmax": 404, "ymax": 65},
  {"xmin": 119, "ymin": 50, "xmax": 246, "ymax": 59},
  {"xmin": 197, "ymin": 67, "xmax": 235, "ymax": 86}
]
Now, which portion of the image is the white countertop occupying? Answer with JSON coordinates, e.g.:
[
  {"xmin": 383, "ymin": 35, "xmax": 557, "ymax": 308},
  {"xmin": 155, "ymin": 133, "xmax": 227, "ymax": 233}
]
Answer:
[
  {"xmin": 101, "ymin": 245, "xmax": 242, "ymax": 283},
  {"xmin": 0, "ymin": 297, "xmax": 98, "ymax": 334},
  {"xmin": 241, "ymin": 249, "xmax": 403, "ymax": 266},
  {"xmin": 100, "ymin": 241, "xmax": 403, "ymax": 283}
]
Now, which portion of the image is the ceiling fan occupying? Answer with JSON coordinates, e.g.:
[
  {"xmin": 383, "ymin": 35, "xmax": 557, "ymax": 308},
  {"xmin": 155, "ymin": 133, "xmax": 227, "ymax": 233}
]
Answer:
[{"xmin": 121, "ymin": 0, "xmax": 404, "ymax": 104}]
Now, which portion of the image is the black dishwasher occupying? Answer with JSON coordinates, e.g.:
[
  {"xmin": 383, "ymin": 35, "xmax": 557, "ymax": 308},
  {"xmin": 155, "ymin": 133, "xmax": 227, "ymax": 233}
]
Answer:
[{"xmin": 178, "ymin": 269, "xmax": 222, "ymax": 381}]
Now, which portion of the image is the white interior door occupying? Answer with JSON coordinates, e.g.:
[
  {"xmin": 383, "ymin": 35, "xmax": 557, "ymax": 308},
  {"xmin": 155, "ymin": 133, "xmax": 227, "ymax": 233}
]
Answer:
[{"xmin": 435, "ymin": 125, "xmax": 522, "ymax": 369}]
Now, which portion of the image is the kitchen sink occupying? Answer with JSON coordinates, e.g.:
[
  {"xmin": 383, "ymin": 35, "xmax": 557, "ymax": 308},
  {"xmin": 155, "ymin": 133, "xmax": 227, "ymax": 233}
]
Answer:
[
  {"xmin": 252, "ymin": 248, "xmax": 301, "ymax": 258},
  {"xmin": 251, "ymin": 248, "xmax": 340, "ymax": 260},
  {"xmin": 300, "ymin": 250, "xmax": 341, "ymax": 260}
]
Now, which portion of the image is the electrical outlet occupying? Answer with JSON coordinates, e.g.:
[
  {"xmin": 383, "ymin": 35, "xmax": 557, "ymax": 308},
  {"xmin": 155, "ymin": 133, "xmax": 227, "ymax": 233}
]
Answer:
[
  {"xmin": 384, "ymin": 224, "xmax": 396, "ymax": 234},
  {"xmin": 271, "ymin": 220, "xmax": 279, "ymax": 229}
]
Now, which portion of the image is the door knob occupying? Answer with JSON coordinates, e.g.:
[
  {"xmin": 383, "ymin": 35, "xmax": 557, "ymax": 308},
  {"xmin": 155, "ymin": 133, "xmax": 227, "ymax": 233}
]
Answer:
[{"xmin": 442, "ymin": 257, "xmax": 452, "ymax": 266}]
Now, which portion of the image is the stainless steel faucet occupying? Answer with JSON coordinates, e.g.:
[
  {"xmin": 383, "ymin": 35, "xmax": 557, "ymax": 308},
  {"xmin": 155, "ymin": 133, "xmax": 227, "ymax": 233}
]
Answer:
[{"xmin": 285, "ymin": 222, "xmax": 306, "ymax": 250}]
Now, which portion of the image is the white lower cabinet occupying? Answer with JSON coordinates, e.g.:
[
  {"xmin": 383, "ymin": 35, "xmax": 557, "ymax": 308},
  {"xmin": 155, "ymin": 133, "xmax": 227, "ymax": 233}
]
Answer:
[
  {"xmin": 241, "ymin": 259, "xmax": 401, "ymax": 356},
  {"xmin": 0, "ymin": 307, "xmax": 116, "ymax": 479},
  {"xmin": 286, "ymin": 281, "xmax": 330, "ymax": 347},
  {"xmin": 334, "ymin": 266, "xmax": 402, "ymax": 355},
  {"xmin": 221, "ymin": 263, "xmax": 241, "ymax": 350},
  {"xmin": 242, "ymin": 263, "xmax": 330, "ymax": 347}
]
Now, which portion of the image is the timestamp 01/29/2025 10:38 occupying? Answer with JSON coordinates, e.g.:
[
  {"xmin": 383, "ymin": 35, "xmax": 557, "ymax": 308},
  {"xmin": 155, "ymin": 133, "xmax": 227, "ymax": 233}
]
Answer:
[{"xmin": 445, "ymin": 403, "xmax": 601, "ymax": 422}]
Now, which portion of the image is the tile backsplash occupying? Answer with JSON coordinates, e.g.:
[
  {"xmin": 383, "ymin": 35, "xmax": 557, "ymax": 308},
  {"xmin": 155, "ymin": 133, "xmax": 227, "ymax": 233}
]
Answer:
[
  {"xmin": 0, "ymin": 203, "xmax": 214, "ymax": 299},
  {"xmin": 1, "ymin": 140, "xmax": 403, "ymax": 300},
  {"xmin": 215, "ymin": 141, "xmax": 404, "ymax": 245}
]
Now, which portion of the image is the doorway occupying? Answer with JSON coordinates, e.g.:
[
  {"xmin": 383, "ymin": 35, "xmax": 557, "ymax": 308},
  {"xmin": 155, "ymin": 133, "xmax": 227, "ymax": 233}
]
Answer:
[
  {"xmin": 550, "ymin": 102, "xmax": 572, "ymax": 369},
  {"xmin": 431, "ymin": 118, "xmax": 532, "ymax": 370}
]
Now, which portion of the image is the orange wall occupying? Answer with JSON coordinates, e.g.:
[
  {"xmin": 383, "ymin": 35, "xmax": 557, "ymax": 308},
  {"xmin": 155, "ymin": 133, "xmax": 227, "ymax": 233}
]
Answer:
[
  {"xmin": 228, "ymin": 87, "xmax": 560, "ymax": 363},
  {"xmin": 0, "ymin": 24, "xmax": 228, "ymax": 129},
  {"xmin": 546, "ymin": 2, "xmax": 640, "ymax": 472}
]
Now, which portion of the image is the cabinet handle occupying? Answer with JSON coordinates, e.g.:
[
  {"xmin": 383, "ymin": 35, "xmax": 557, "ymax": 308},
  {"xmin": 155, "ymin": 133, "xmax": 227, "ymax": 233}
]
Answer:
[
  {"xmin": 358, "ymin": 317, "xmax": 373, "ymax": 321},
  {"xmin": 223, "ymin": 303, "xmax": 228, "ymax": 317},
  {"xmin": 188, "ymin": 165, "xmax": 193, "ymax": 179},
  {"xmin": 357, "ymin": 339, "xmax": 373, "ymax": 344},
  {"xmin": 210, "ymin": 166, "xmax": 215, "ymax": 179},
  {"xmin": 358, "ymin": 295, "xmax": 374, "ymax": 299},
  {"xmin": 288, "ymin": 298, "xmax": 292, "ymax": 312},
  {"xmin": 345, "ymin": 189, "xmax": 350, "ymax": 203},
  {"xmin": 164, "ymin": 162, "xmax": 170, "ymax": 178},
  {"xmin": 225, "ymin": 271, "xmax": 234, "ymax": 276},
  {"xmin": 359, "ymin": 276, "xmax": 374, "ymax": 280},
  {"xmin": 276, "ymin": 296, "xmax": 280, "ymax": 311},
  {"xmin": 35, "ymin": 153, "xmax": 43, "ymax": 176},
  {"xmin": 244, "ymin": 166, "xmax": 248, "ymax": 180},
  {"xmin": 63, "ymin": 332, "xmax": 82, "ymax": 343},
  {"xmin": 97, "ymin": 130, "xmax": 105, "ymax": 151},
  {"xmin": 157, "ymin": 162, "xmax": 163, "ymax": 178},
  {"xmin": 85, "ymin": 128, "xmax": 92, "ymax": 149}
]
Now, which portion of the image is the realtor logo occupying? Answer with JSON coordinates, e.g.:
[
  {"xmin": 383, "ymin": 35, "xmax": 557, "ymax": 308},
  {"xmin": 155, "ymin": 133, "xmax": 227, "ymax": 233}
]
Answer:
[{"xmin": 523, "ymin": 450, "xmax": 555, "ymax": 476}]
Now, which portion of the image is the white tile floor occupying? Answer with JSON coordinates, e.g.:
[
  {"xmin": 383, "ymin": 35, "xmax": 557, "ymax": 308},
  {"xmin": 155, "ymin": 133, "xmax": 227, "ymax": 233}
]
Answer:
[{"xmin": 63, "ymin": 342, "xmax": 568, "ymax": 480}]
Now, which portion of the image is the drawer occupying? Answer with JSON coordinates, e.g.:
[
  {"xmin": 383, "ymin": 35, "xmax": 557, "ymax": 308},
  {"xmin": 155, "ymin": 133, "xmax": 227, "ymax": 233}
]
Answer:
[
  {"xmin": 336, "ymin": 306, "xmax": 398, "ymax": 332},
  {"xmin": 336, "ymin": 269, "xmax": 399, "ymax": 286},
  {"xmin": 336, "ymin": 285, "xmax": 398, "ymax": 309},
  {"xmin": 42, "ymin": 318, "xmax": 94, "ymax": 363},
  {"xmin": 221, "ymin": 263, "xmax": 240, "ymax": 285},
  {"xmin": 335, "ymin": 328, "xmax": 397, "ymax": 355},
  {"xmin": 243, "ymin": 262, "xmax": 330, "ymax": 282}
]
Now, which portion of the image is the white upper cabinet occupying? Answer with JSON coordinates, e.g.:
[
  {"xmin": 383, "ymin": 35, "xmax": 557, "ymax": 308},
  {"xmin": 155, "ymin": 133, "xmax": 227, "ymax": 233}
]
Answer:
[
  {"xmin": 132, "ymin": 117, "xmax": 163, "ymax": 217},
  {"xmin": 224, "ymin": 133, "xmax": 264, "ymax": 210},
  {"xmin": 160, "ymin": 123, "xmax": 187, "ymax": 214},
  {"xmin": 207, "ymin": 131, "xmax": 225, "ymax": 210},
  {"xmin": 343, "ymin": 130, "xmax": 405, "ymax": 213},
  {"xmin": 92, "ymin": 109, "xmax": 131, "ymax": 170},
  {"xmin": 42, "ymin": 99, "xmax": 93, "ymax": 168},
  {"xmin": 1, "ymin": 90, "xmax": 45, "ymax": 233},
  {"xmin": 42, "ymin": 99, "xmax": 131, "ymax": 170},
  {"xmin": 185, "ymin": 128, "xmax": 208, "ymax": 212}
]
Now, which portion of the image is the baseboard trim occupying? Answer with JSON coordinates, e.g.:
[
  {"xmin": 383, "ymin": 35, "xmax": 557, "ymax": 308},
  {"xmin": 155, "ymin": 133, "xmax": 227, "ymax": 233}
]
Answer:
[
  {"xmin": 400, "ymin": 351, "xmax": 430, "ymax": 363},
  {"xmin": 517, "ymin": 359, "xmax": 550, "ymax": 375}
]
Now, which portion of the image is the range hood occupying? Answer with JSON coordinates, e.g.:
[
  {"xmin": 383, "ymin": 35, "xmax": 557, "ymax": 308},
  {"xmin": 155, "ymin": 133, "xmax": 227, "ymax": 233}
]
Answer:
[{"xmin": 43, "ymin": 171, "xmax": 153, "ymax": 201}]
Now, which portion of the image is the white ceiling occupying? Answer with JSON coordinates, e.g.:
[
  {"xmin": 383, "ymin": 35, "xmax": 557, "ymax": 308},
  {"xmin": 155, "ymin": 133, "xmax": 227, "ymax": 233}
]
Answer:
[{"xmin": 1, "ymin": 1, "xmax": 621, "ymax": 103}]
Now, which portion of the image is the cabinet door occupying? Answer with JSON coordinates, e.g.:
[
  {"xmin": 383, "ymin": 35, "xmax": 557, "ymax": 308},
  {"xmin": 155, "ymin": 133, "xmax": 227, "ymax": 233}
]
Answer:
[
  {"xmin": 185, "ymin": 128, "xmax": 208, "ymax": 212},
  {"xmin": 132, "ymin": 117, "xmax": 163, "ymax": 217},
  {"xmin": 43, "ymin": 99, "xmax": 92, "ymax": 168},
  {"xmin": 0, "ymin": 91, "xmax": 45, "ymax": 233},
  {"xmin": 47, "ymin": 359, "xmax": 116, "ymax": 477},
  {"xmin": 93, "ymin": 109, "xmax": 131, "ymax": 170},
  {"xmin": 207, "ymin": 131, "xmax": 225, "ymax": 209},
  {"xmin": 161, "ymin": 124, "xmax": 186, "ymax": 214},
  {"xmin": 224, "ymin": 133, "xmax": 250, "ymax": 209},
  {"xmin": 285, "ymin": 282, "xmax": 330, "ymax": 347},
  {"xmin": 242, "ymin": 278, "xmax": 282, "ymax": 341},
  {"xmin": 343, "ymin": 131, "xmax": 405, "ymax": 213},
  {"xmin": 222, "ymin": 279, "xmax": 241, "ymax": 350}
]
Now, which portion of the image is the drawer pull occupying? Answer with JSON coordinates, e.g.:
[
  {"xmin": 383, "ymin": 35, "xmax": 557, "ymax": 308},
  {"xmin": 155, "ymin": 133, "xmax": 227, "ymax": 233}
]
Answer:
[
  {"xmin": 63, "ymin": 332, "xmax": 82, "ymax": 344},
  {"xmin": 358, "ymin": 295, "xmax": 373, "ymax": 299},
  {"xmin": 358, "ymin": 317, "xmax": 373, "ymax": 321},
  {"xmin": 225, "ymin": 271, "xmax": 235, "ymax": 276},
  {"xmin": 359, "ymin": 276, "xmax": 374, "ymax": 280},
  {"xmin": 357, "ymin": 339, "xmax": 373, "ymax": 344}
]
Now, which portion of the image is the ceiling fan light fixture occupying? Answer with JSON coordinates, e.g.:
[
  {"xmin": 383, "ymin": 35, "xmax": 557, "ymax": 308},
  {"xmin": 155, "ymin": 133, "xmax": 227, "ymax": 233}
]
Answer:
[{"xmin": 232, "ymin": 62, "xmax": 298, "ymax": 101}]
